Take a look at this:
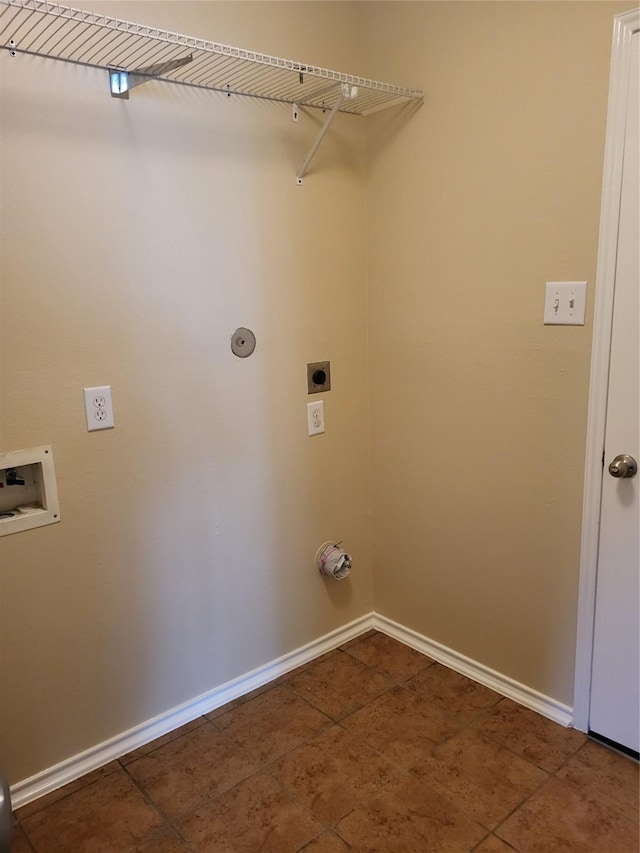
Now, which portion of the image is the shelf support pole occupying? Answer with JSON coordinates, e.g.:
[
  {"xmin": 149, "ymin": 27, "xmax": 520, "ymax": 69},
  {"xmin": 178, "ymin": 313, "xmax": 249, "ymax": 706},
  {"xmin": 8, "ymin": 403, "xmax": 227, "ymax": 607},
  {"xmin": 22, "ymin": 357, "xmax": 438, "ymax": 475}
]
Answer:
[{"xmin": 296, "ymin": 83, "xmax": 358, "ymax": 184}]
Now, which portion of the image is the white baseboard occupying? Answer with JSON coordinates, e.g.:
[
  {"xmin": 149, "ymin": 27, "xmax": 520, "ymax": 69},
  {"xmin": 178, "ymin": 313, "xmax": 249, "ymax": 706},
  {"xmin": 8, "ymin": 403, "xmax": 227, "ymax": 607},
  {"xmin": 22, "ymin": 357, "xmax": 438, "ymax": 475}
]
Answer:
[
  {"xmin": 11, "ymin": 609, "xmax": 574, "ymax": 810},
  {"xmin": 373, "ymin": 613, "xmax": 573, "ymax": 727},
  {"xmin": 10, "ymin": 613, "xmax": 375, "ymax": 810}
]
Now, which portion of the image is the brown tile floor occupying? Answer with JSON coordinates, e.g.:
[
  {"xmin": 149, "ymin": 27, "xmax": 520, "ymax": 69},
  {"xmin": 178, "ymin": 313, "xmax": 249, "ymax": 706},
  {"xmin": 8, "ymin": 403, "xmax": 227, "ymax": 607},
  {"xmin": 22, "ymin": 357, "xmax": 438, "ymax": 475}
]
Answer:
[{"xmin": 12, "ymin": 631, "xmax": 640, "ymax": 852}]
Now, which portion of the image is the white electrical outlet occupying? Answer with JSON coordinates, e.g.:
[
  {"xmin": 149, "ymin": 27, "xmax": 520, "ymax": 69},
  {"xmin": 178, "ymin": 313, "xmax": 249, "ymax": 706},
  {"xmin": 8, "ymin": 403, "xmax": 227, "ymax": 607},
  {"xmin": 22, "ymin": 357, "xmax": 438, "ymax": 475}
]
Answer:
[
  {"xmin": 544, "ymin": 281, "xmax": 587, "ymax": 325},
  {"xmin": 307, "ymin": 400, "xmax": 325, "ymax": 436},
  {"xmin": 83, "ymin": 385, "xmax": 115, "ymax": 431}
]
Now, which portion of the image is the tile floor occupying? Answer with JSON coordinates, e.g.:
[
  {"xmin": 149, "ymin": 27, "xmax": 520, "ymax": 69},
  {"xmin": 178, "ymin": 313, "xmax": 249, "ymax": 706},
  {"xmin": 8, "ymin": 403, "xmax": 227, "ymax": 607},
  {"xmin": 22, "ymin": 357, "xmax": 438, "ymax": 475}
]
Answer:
[{"xmin": 11, "ymin": 631, "xmax": 640, "ymax": 852}]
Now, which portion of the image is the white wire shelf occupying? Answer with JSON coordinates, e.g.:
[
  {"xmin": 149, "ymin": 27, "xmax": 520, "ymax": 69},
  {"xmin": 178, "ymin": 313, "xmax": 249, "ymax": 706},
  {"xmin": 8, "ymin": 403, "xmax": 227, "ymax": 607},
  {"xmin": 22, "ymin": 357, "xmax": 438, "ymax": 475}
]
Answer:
[{"xmin": 0, "ymin": 0, "xmax": 424, "ymax": 116}]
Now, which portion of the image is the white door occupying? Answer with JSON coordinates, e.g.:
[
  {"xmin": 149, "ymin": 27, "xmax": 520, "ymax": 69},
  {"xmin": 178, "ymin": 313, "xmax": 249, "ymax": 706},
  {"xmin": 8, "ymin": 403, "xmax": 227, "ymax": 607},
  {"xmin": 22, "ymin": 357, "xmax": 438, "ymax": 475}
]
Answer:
[{"xmin": 589, "ymin": 22, "xmax": 639, "ymax": 754}]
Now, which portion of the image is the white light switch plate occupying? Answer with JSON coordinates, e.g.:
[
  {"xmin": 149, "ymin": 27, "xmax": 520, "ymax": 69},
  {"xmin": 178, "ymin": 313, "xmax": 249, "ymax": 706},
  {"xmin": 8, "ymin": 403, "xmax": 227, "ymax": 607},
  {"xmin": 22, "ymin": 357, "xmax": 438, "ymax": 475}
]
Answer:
[
  {"xmin": 544, "ymin": 281, "xmax": 587, "ymax": 325},
  {"xmin": 83, "ymin": 385, "xmax": 115, "ymax": 431}
]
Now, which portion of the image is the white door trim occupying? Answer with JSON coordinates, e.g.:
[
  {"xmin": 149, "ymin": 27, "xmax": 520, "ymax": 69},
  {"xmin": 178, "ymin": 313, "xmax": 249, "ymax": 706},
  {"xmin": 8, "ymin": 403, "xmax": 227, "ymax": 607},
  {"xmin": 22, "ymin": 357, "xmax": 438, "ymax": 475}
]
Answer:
[{"xmin": 573, "ymin": 8, "xmax": 640, "ymax": 732}]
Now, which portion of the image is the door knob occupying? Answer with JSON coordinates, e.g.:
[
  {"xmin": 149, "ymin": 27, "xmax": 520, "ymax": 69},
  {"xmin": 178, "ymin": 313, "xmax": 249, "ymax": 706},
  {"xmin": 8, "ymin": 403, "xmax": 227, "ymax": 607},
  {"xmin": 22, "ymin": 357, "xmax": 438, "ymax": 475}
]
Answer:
[{"xmin": 608, "ymin": 454, "xmax": 638, "ymax": 478}]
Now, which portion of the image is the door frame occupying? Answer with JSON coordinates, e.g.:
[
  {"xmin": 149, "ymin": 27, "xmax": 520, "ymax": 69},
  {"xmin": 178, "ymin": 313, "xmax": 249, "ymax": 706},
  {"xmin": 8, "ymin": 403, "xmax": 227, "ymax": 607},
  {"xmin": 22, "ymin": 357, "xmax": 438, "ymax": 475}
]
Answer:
[{"xmin": 573, "ymin": 7, "xmax": 640, "ymax": 732}]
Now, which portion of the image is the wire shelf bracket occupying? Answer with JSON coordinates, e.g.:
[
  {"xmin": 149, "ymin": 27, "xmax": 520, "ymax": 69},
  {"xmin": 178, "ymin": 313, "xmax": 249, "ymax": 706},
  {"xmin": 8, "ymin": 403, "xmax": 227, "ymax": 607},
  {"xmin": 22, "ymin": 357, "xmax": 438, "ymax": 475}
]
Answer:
[
  {"xmin": 296, "ymin": 83, "xmax": 358, "ymax": 185},
  {"xmin": 0, "ymin": 0, "xmax": 424, "ymax": 181},
  {"xmin": 109, "ymin": 54, "xmax": 193, "ymax": 99}
]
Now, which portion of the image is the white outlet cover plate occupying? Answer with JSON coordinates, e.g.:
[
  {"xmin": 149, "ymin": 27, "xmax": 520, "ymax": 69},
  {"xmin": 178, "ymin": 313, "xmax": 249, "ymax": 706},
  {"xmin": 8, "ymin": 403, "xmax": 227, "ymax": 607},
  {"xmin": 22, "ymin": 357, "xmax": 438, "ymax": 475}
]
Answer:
[
  {"xmin": 83, "ymin": 385, "xmax": 115, "ymax": 431},
  {"xmin": 544, "ymin": 281, "xmax": 587, "ymax": 325},
  {"xmin": 307, "ymin": 400, "xmax": 325, "ymax": 435}
]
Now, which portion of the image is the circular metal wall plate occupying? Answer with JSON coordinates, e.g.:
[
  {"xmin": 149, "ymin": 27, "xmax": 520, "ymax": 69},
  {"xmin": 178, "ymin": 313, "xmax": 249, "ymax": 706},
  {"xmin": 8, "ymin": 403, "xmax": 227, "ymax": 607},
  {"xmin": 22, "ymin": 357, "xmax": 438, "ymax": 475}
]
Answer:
[{"xmin": 231, "ymin": 327, "xmax": 256, "ymax": 358}]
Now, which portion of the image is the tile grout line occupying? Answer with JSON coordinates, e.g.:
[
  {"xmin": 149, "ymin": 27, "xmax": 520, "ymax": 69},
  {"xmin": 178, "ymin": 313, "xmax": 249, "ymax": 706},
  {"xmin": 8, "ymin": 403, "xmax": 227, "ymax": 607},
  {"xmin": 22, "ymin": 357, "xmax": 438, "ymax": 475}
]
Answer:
[
  {"xmin": 162, "ymin": 674, "xmax": 631, "ymax": 849},
  {"xmin": 11, "ymin": 630, "xmax": 396, "ymax": 832},
  {"xmin": 116, "ymin": 700, "xmax": 343, "ymax": 847},
  {"xmin": 486, "ymin": 730, "xmax": 600, "ymax": 845},
  {"xmin": 263, "ymin": 649, "xmax": 510, "ymax": 842},
  {"xmin": 14, "ymin": 633, "xmax": 636, "ymax": 852},
  {"xmin": 187, "ymin": 642, "xmax": 444, "ymax": 847},
  {"xmin": 119, "ymin": 760, "xmax": 198, "ymax": 851},
  {"xmin": 275, "ymin": 643, "xmax": 637, "ymax": 848}
]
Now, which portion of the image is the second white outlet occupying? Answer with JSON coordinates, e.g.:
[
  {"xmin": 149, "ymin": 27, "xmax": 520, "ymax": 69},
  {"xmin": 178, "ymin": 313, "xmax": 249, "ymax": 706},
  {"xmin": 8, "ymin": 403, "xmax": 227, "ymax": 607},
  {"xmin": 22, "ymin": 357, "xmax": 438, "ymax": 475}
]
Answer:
[
  {"xmin": 307, "ymin": 400, "xmax": 325, "ymax": 436},
  {"xmin": 83, "ymin": 385, "xmax": 115, "ymax": 431}
]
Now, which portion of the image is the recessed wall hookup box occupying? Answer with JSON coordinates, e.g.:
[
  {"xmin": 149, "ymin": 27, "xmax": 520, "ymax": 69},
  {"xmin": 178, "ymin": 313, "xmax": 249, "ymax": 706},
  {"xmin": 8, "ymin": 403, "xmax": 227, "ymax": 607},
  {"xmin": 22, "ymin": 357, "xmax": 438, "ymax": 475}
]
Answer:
[
  {"xmin": 0, "ymin": 446, "xmax": 60, "ymax": 537},
  {"xmin": 307, "ymin": 361, "xmax": 331, "ymax": 394}
]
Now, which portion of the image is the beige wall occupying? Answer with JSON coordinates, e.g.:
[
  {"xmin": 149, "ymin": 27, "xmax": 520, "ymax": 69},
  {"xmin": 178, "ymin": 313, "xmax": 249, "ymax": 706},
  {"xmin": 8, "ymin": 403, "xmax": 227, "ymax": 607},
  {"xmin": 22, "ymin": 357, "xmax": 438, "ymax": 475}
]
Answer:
[
  {"xmin": 0, "ymin": 2, "xmax": 372, "ymax": 784},
  {"xmin": 0, "ymin": 0, "xmax": 630, "ymax": 788},
  {"xmin": 364, "ymin": 1, "xmax": 631, "ymax": 705}
]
